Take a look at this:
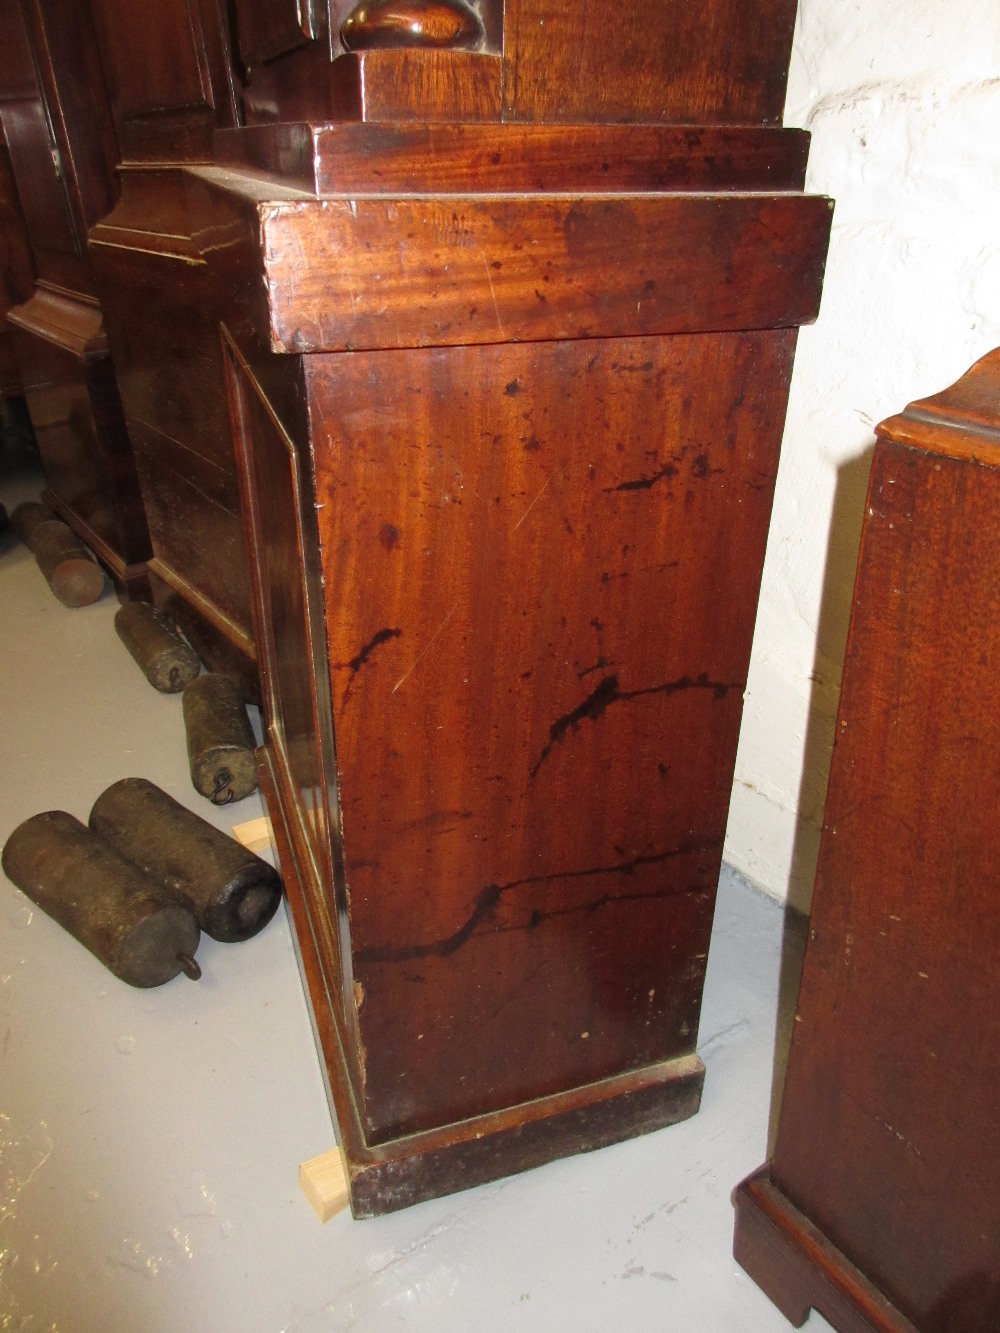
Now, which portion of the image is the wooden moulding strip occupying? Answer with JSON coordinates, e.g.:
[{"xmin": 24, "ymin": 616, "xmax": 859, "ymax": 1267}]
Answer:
[
  {"xmin": 146, "ymin": 557, "xmax": 256, "ymax": 663},
  {"xmin": 875, "ymin": 345, "xmax": 1000, "ymax": 462},
  {"xmin": 311, "ymin": 124, "xmax": 811, "ymax": 195},
  {"xmin": 5, "ymin": 286, "xmax": 107, "ymax": 359},
  {"xmin": 732, "ymin": 1166, "xmax": 920, "ymax": 1333},
  {"xmin": 215, "ymin": 122, "xmax": 810, "ymax": 197},
  {"xmin": 260, "ymin": 191, "xmax": 834, "ymax": 355},
  {"xmin": 259, "ymin": 746, "xmax": 706, "ymax": 1219}
]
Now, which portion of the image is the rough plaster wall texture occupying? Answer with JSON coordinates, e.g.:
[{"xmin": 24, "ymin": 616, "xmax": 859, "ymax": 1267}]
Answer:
[{"xmin": 725, "ymin": 0, "xmax": 1000, "ymax": 907}]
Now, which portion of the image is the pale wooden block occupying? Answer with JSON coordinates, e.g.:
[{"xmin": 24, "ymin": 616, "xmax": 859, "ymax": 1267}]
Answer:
[
  {"xmin": 299, "ymin": 1147, "xmax": 351, "ymax": 1222},
  {"xmin": 231, "ymin": 815, "xmax": 274, "ymax": 857}
]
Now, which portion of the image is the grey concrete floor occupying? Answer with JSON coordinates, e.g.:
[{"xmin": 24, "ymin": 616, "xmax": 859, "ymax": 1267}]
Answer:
[{"xmin": 0, "ymin": 453, "xmax": 834, "ymax": 1332}]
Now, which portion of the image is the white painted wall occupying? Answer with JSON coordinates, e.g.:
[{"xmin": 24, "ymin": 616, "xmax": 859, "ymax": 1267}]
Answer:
[{"xmin": 725, "ymin": 0, "xmax": 1000, "ymax": 907}]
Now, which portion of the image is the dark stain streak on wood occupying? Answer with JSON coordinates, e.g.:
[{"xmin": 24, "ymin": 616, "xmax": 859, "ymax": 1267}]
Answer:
[
  {"xmin": 610, "ymin": 360, "xmax": 654, "ymax": 373},
  {"xmin": 531, "ymin": 674, "xmax": 620, "ymax": 776},
  {"xmin": 338, "ymin": 626, "xmax": 403, "ymax": 676},
  {"xmin": 355, "ymin": 838, "xmax": 719, "ymax": 965},
  {"xmin": 577, "ymin": 655, "xmax": 611, "ymax": 679},
  {"xmin": 606, "ymin": 446, "xmax": 727, "ymax": 494},
  {"xmin": 506, "ymin": 877, "xmax": 712, "ymax": 935},
  {"xmin": 398, "ymin": 807, "xmax": 475, "ymax": 832},
  {"xmin": 531, "ymin": 671, "xmax": 740, "ymax": 777},
  {"xmin": 691, "ymin": 453, "xmax": 723, "ymax": 479},
  {"xmin": 604, "ymin": 460, "xmax": 681, "ymax": 492},
  {"xmin": 334, "ymin": 627, "xmax": 403, "ymax": 705}
]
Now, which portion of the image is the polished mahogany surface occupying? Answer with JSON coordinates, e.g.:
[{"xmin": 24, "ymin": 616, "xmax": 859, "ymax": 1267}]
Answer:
[
  {"xmin": 502, "ymin": 0, "xmax": 799, "ymax": 124},
  {"xmin": 239, "ymin": 0, "xmax": 797, "ymax": 128},
  {"xmin": 258, "ymin": 192, "xmax": 831, "ymax": 354},
  {"xmin": 341, "ymin": 1, "xmax": 487, "ymax": 51},
  {"xmin": 89, "ymin": 111, "xmax": 825, "ymax": 682},
  {"xmin": 81, "ymin": 0, "xmax": 811, "ymax": 680},
  {"xmin": 733, "ymin": 350, "xmax": 1000, "ymax": 1331},
  {"xmin": 218, "ymin": 120, "xmax": 811, "ymax": 195},
  {"xmin": 304, "ymin": 329, "xmax": 799, "ymax": 1141}
]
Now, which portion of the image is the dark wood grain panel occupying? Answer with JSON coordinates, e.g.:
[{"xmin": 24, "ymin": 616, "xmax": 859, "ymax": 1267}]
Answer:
[
  {"xmin": 305, "ymin": 329, "xmax": 796, "ymax": 1139},
  {"xmin": 240, "ymin": 40, "xmax": 338, "ymax": 125},
  {"xmin": 261, "ymin": 192, "xmax": 832, "ymax": 354},
  {"xmin": 775, "ymin": 441, "xmax": 1000, "ymax": 1326},
  {"xmin": 0, "ymin": 0, "xmax": 37, "ymax": 102},
  {"xmin": 89, "ymin": 164, "xmax": 314, "ymax": 674},
  {"xmin": 87, "ymin": 0, "xmax": 239, "ymax": 160},
  {"xmin": 233, "ymin": 0, "xmax": 324, "ymax": 67},
  {"xmin": 735, "ymin": 350, "xmax": 1000, "ymax": 1332},
  {"xmin": 18, "ymin": 0, "xmax": 120, "ymax": 234},
  {"xmin": 263, "ymin": 729, "xmax": 704, "ymax": 1214},
  {"xmin": 329, "ymin": 48, "xmax": 502, "ymax": 121},
  {"xmin": 0, "ymin": 0, "xmax": 82, "ymax": 271},
  {"xmin": 0, "ymin": 135, "xmax": 35, "ymax": 393},
  {"xmin": 88, "ymin": 0, "xmax": 214, "ymax": 118},
  {"xmin": 0, "ymin": 97, "xmax": 81, "ymax": 262},
  {"xmin": 503, "ymin": 0, "xmax": 799, "ymax": 125},
  {"xmin": 241, "ymin": 0, "xmax": 797, "ymax": 128}
]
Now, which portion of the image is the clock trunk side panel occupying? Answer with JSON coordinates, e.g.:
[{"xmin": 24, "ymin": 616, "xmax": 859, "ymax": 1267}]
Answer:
[
  {"xmin": 306, "ymin": 331, "xmax": 796, "ymax": 1143},
  {"xmin": 770, "ymin": 439, "xmax": 1000, "ymax": 1327}
]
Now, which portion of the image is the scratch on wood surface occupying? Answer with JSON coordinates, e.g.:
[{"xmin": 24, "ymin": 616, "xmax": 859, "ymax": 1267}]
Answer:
[
  {"xmin": 134, "ymin": 418, "xmax": 225, "ymax": 476},
  {"xmin": 391, "ymin": 601, "xmax": 460, "ymax": 695},
  {"xmin": 873, "ymin": 1114, "xmax": 924, "ymax": 1159},
  {"xmin": 89, "ymin": 238, "xmax": 206, "ymax": 266},
  {"xmin": 482, "ymin": 254, "xmax": 506, "ymax": 337},
  {"xmin": 513, "ymin": 473, "xmax": 552, "ymax": 531},
  {"xmin": 199, "ymin": 237, "xmax": 242, "ymax": 258}
]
